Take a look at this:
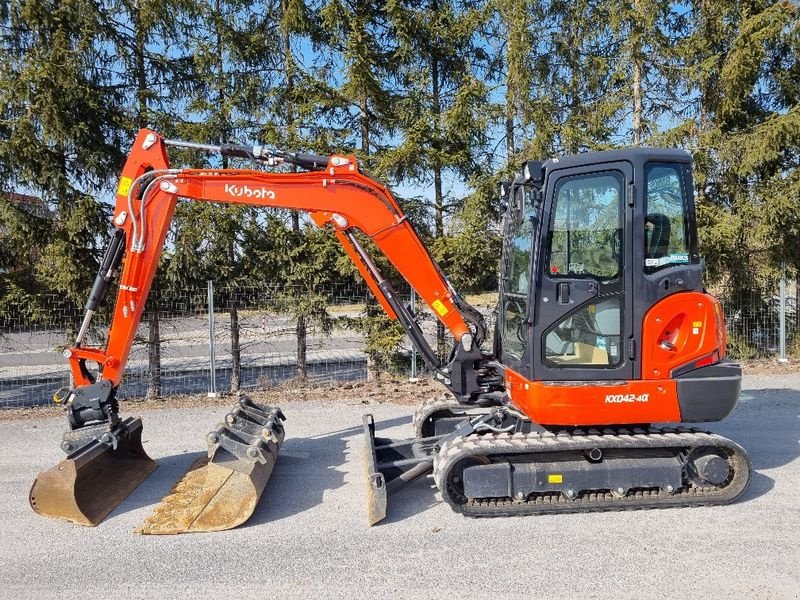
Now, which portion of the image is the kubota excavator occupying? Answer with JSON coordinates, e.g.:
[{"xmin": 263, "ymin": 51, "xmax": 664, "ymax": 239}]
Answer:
[{"xmin": 29, "ymin": 129, "xmax": 751, "ymax": 533}]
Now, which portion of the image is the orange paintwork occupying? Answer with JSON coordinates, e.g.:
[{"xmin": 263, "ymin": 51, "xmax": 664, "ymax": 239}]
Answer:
[
  {"xmin": 505, "ymin": 291, "xmax": 729, "ymax": 425},
  {"xmin": 505, "ymin": 368, "xmax": 682, "ymax": 426},
  {"xmin": 69, "ymin": 129, "xmax": 468, "ymax": 386},
  {"xmin": 640, "ymin": 291, "xmax": 725, "ymax": 379}
]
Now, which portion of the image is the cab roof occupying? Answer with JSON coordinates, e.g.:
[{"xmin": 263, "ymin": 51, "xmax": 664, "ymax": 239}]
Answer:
[{"xmin": 541, "ymin": 147, "xmax": 692, "ymax": 171}]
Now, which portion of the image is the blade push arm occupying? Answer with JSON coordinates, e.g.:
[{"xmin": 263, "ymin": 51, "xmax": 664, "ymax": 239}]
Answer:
[{"xmin": 67, "ymin": 129, "xmax": 485, "ymax": 396}]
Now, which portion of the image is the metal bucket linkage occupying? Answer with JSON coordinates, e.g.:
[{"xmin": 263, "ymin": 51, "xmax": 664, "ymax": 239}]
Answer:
[
  {"xmin": 137, "ymin": 397, "xmax": 285, "ymax": 534},
  {"xmin": 29, "ymin": 417, "xmax": 158, "ymax": 526}
]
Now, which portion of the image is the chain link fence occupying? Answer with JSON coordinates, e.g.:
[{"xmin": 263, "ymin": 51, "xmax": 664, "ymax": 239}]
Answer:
[
  {"xmin": 717, "ymin": 277, "xmax": 799, "ymax": 360},
  {"xmin": 0, "ymin": 278, "xmax": 796, "ymax": 408},
  {"xmin": 0, "ymin": 282, "xmax": 498, "ymax": 408}
]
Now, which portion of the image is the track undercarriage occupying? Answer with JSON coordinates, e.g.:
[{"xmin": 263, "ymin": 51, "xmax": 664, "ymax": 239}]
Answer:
[{"xmin": 365, "ymin": 398, "xmax": 751, "ymax": 524}]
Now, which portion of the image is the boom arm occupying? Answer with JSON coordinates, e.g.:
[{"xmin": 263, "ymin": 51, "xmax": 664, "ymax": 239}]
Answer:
[{"xmin": 66, "ymin": 129, "xmax": 491, "ymax": 407}]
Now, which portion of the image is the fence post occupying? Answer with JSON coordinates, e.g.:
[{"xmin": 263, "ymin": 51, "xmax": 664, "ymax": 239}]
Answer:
[
  {"xmin": 779, "ymin": 262, "xmax": 788, "ymax": 363},
  {"xmin": 207, "ymin": 280, "xmax": 218, "ymax": 396},
  {"xmin": 410, "ymin": 288, "xmax": 418, "ymax": 381}
]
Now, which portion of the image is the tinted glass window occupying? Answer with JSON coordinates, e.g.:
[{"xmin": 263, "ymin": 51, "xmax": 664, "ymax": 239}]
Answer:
[
  {"xmin": 644, "ymin": 164, "xmax": 689, "ymax": 272},
  {"xmin": 544, "ymin": 297, "xmax": 623, "ymax": 367},
  {"xmin": 508, "ymin": 193, "xmax": 536, "ymax": 294},
  {"xmin": 501, "ymin": 186, "xmax": 537, "ymax": 359},
  {"xmin": 548, "ymin": 173, "xmax": 623, "ymax": 280}
]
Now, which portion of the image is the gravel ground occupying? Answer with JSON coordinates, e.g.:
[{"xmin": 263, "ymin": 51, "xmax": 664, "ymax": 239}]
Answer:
[{"xmin": 1, "ymin": 373, "xmax": 798, "ymax": 600}]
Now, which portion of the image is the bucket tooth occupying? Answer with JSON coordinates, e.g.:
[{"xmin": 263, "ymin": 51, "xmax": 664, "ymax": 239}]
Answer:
[
  {"xmin": 29, "ymin": 417, "xmax": 157, "ymax": 526},
  {"xmin": 137, "ymin": 397, "xmax": 285, "ymax": 535}
]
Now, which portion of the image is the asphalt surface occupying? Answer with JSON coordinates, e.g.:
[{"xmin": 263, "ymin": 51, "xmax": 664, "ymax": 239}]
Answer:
[{"xmin": 1, "ymin": 373, "xmax": 799, "ymax": 599}]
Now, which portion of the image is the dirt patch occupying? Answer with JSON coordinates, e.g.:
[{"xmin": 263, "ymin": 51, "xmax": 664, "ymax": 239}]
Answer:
[
  {"xmin": 740, "ymin": 358, "xmax": 799, "ymax": 374},
  {"xmin": 2, "ymin": 359, "xmax": 797, "ymax": 422},
  {"xmin": 0, "ymin": 376, "xmax": 450, "ymax": 422}
]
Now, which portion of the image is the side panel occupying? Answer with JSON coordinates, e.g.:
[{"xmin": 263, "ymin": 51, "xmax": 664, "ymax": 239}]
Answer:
[
  {"xmin": 631, "ymin": 159, "xmax": 701, "ymax": 378},
  {"xmin": 640, "ymin": 291, "xmax": 726, "ymax": 379},
  {"xmin": 506, "ymin": 368, "xmax": 682, "ymax": 426}
]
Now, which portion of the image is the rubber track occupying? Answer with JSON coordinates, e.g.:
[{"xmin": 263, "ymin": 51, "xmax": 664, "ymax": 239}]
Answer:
[{"xmin": 433, "ymin": 427, "xmax": 752, "ymax": 517}]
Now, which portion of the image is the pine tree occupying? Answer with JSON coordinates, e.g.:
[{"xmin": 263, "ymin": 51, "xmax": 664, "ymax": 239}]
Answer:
[
  {"xmin": 658, "ymin": 0, "xmax": 799, "ymax": 355},
  {"xmin": 383, "ymin": 0, "xmax": 492, "ymax": 238},
  {"xmin": 320, "ymin": 0, "xmax": 396, "ymax": 162},
  {"xmin": 493, "ymin": 0, "xmax": 534, "ymax": 164},
  {"xmin": 0, "ymin": 0, "xmax": 126, "ymax": 314},
  {"xmin": 665, "ymin": 1, "xmax": 799, "ymax": 283},
  {"xmin": 98, "ymin": 0, "xmax": 197, "ymax": 399},
  {"xmin": 255, "ymin": 0, "xmax": 348, "ymax": 382},
  {"xmin": 607, "ymin": 0, "xmax": 682, "ymax": 146},
  {"xmin": 163, "ymin": 0, "xmax": 280, "ymax": 393},
  {"xmin": 525, "ymin": 0, "xmax": 625, "ymax": 156}
]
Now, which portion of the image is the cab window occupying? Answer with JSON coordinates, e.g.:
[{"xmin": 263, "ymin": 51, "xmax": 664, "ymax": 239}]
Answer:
[
  {"xmin": 548, "ymin": 173, "xmax": 623, "ymax": 280},
  {"xmin": 644, "ymin": 164, "xmax": 689, "ymax": 272},
  {"xmin": 501, "ymin": 186, "xmax": 537, "ymax": 360}
]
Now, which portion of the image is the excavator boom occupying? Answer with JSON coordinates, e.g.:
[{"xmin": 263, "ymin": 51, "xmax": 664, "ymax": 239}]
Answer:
[{"xmin": 31, "ymin": 129, "xmax": 493, "ymax": 532}]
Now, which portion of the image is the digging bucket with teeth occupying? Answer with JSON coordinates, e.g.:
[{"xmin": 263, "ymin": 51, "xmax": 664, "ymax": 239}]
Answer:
[
  {"xmin": 137, "ymin": 396, "xmax": 285, "ymax": 535},
  {"xmin": 29, "ymin": 416, "xmax": 157, "ymax": 526}
]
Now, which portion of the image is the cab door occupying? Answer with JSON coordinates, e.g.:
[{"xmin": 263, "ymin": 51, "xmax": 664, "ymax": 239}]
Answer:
[{"xmin": 531, "ymin": 162, "xmax": 634, "ymax": 382}]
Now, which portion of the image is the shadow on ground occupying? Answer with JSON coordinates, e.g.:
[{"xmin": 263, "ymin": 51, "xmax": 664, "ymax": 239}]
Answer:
[
  {"xmin": 95, "ymin": 387, "xmax": 800, "ymax": 526},
  {"xmin": 248, "ymin": 414, "xmax": 412, "ymax": 526},
  {"xmin": 101, "ymin": 414, "xmax": 414, "ymax": 526},
  {"xmin": 717, "ymin": 387, "xmax": 800, "ymax": 502}
]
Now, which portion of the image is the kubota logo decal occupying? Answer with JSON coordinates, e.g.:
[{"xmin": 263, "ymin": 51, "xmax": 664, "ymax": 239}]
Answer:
[
  {"xmin": 605, "ymin": 393, "xmax": 649, "ymax": 404},
  {"xmin": 224, "ymin": 183, "xmax": 276, "ymax": 200}
]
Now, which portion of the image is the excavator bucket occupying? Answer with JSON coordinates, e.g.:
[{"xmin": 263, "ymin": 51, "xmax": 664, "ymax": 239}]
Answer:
[
  {"xmin": 29, "ymin": 417, "xmax": 157, "ymax": 526},
  {"xmin": 137, "ymin": 397, "xmax": 285, "ymax": 534}
]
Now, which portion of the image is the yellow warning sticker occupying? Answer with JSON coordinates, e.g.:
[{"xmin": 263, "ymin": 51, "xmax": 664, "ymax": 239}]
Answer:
[
  {"xmin": 692, "ymin": 321, "xmax": 703, "ymax": 328},
  {"xmin": 548, "ymin": 474, "xmax": 563, "ymax": 484},
  {"xmin": 431, "ymin": 299, "xmax": 449, "ymax": 317},
  {"xmin": 117, "ymin": 176, "xmax": 133, "ymax": 197}
]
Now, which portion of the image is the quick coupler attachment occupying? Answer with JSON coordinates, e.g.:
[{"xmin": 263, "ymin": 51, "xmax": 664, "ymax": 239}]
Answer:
[
  {"xmin": 362, "ymin": 414, "xmax": 438, "ymax": 526},
  {"xmin": 137, "ymin": 397, "xmax": 285, "ymax": 534},
  {"xmin": 30, "ymin": 416, "xmax": 157, "ymax": 526}
]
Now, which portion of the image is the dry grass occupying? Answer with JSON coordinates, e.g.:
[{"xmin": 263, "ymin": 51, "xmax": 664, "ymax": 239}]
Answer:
[{"xmin": 0, "ymin": 375, "xmax": 448, "ymax": 422}]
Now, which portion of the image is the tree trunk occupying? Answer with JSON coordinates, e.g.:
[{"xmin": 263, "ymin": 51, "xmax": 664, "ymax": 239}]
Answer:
[
  {"xmin": 280, "ymin": 2, "xmax": 307, "ymax": 381},
  {"xmin": 133, "ymin": 1, "xmax": 147, "ymax": 129},
  {"xmin": 296, "ymin": 314, "xmax": 307, "ymax": 381},
  {"xmin": 631, "ymin": 0, "xmax": 643, "ymax": 146},
  {"xmin": 147, "ymin": 310, "xmax": 161, "ymax": 400},
  {"xmin": 431, "ymin": 56, "xmax": 444, "ymax": 238},
  {"xmin": 632, "ymin": 57, "xmax": 643, "ymax": 145},
  {"xmin": 505, "ymin": 115, "xmax": 515, "ymax": 164},
  {"xmin": 230, "ymin": 296, "xmax": 241, "ymax": 394},
  {"xmin": 504, "ymin": 1, "xmax": 516, "ymax": 163},
  {"xmin": 360, "ymin": 94, "xmax": 370, "ymax": 156},
  {"xmin": 215, "ymin": 0, "xmax": 229, "ymax": 167}
]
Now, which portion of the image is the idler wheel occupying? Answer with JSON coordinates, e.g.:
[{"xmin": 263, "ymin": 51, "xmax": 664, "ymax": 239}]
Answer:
[{"xmin": 691, "ymin": 452, "xmax": 731, "ymax": 486}]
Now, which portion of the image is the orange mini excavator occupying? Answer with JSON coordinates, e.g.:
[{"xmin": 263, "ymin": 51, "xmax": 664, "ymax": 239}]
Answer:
[{"xmin": 29, "ymin": 129, "xmax": 751, "ymax": 533}]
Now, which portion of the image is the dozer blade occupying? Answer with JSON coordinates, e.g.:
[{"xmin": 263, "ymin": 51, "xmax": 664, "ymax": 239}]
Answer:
[
  {"xmin": 137, "ymin": 397, "xmax": 285, "ymax": 535},
  {"xmin": 29, "ymin": 417, "xmax": 157, "ymax": 526},
  {"xmin": 362, "ymin": 414, "xmax": 437, "ymax": 526},
  {"xmin": 363, "ymin": 415, "xmax": 387, "ymax": 526}
]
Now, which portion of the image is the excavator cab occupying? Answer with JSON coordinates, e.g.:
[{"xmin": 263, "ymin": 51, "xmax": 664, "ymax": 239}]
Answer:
[
  {"xmin": 498, "ymin": 150, "xmax": 700, "ymax": 379},
  {"xmin": 495, "ymin": 150, "xmax": 742, "ymax": 427}
]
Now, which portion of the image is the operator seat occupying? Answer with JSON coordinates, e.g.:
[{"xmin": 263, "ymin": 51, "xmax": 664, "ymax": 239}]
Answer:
[{"xmin": 645, "ymin": 213, "xmax": 671, "ymax": 259}]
